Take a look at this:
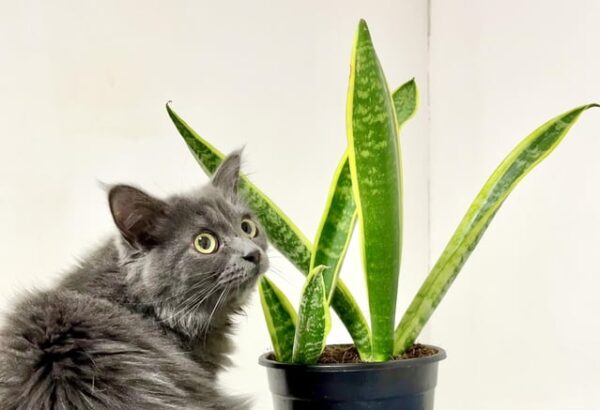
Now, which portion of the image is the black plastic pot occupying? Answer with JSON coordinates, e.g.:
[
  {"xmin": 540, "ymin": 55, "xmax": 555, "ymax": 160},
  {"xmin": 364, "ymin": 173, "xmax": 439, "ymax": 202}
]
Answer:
[{"xmin": 259, "ymin": 345, "xmax": 446, "ymax": 410}]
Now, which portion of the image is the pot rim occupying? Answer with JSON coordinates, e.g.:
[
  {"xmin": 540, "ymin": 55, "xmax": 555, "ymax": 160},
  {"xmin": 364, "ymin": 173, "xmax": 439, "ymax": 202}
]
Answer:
[{"xmin": 258, "ymin": 344, "xmax": 446, "ymax": 372}]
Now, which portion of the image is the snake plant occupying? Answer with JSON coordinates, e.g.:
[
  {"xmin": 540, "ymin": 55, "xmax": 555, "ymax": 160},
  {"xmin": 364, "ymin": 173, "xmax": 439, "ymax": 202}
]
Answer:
[{"xmin": 168, "ymin": 20, "xmax": 597, "ymax": 363}]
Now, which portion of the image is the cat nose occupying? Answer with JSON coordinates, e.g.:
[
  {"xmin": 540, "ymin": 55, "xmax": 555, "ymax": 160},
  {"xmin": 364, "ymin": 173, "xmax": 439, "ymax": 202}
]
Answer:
[{"xmin": 242, "ymin": 249, "xmax": 261, "ymax": 265}]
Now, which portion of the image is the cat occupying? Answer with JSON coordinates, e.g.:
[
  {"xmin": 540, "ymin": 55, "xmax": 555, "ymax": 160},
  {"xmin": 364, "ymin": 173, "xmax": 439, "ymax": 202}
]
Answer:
[{"xmin": 0, "ymin": 151, "xmax": 269, "ymax": 410}]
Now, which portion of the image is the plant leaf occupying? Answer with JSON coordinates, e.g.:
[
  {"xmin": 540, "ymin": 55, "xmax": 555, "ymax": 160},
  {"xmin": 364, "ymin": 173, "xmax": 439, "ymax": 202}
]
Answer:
[
  {"xmin": 346, "ymin": 19, "xmax": 402, "ymax": 361},
  {"xmin": 258, "ymin": 276, "xmax": 297, "ymax": 363},
  {"xmin": 310, "ymin": 152, "xmax": 356, "ymax": 302},
  {"xmin": 393, "ymin": 103, "xmax": 599, "ymax": 355},
  {"xmin": 393, "ymin": 78, "xmax": 418, "ymax": 127},
  {"xmin": 292, "ymin": 266, "xmax": 331, "ymax": 364},
  {"xmin": 166, "ymin": 103, "xmax": 371, "ymax": 356}
]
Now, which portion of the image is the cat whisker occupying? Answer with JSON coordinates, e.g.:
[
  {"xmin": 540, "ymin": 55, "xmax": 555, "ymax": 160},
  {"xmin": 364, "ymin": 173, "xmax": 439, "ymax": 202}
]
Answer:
[
  {"xmin": 159, "ymin": 283, "xmax": 222, "ymax": 326},
  {"xmin": 267, "ymin": 265, "xmax": 299, "ymax": 288},
  {"xmin": 201, "ymin": 285, "xmax": 231, "ymax": 345},
  {"xmin": 182, "ymin": 289, "xmax": 219, "ymax": 315}
]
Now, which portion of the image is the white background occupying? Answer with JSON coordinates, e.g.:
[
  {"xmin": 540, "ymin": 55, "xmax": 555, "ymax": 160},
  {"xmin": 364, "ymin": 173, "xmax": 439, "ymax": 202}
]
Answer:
[{"xmin": 0, "ymin": 1, "xmax": 598, "ymax": 409}]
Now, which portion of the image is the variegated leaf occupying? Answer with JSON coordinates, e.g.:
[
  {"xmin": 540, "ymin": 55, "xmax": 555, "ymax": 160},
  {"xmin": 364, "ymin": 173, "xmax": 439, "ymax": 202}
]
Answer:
[
  {"xmin": 292, "ymin": 266, "xmax": 331, "ymax": 364},
  {"xmin": 394, "ymin": 103, "xmax": 599, "ymax": 355},
  {"xmin": 346, "ymin": 19, "xmax": 402, "ymax": 361},
  {"xmin": 259, "ymin": 276, "xmax": 297, "ymax": 362}
]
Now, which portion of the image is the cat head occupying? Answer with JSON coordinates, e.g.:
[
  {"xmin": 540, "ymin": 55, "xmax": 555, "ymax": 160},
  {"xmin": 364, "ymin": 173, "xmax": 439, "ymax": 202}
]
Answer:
[{"xmin": 108, "ymin": 151, "xmax": 268, "ymax": 336}]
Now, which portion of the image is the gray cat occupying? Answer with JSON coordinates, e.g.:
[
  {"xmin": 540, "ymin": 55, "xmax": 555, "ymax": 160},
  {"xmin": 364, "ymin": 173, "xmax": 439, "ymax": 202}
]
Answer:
[{"xmin": 0, "ymin": 152, "xmax": 268, "ymax": 410}]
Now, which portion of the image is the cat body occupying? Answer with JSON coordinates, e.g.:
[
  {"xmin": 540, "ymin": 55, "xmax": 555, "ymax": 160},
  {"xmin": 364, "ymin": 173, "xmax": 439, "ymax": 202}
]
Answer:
[{"xmin": 0, "ymin": 152, "xmax": 267, "ymax": 410}]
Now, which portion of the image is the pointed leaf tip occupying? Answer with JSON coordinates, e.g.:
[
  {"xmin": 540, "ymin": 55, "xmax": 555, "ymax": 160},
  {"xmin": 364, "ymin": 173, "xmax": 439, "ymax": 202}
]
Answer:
[
  {"xmin": 166, "ymin": 100, "xmax": 174, "ymax": 112},
  {"xmin": 358, "ymin": 19, "xmax": 370, "ymax": 36}
]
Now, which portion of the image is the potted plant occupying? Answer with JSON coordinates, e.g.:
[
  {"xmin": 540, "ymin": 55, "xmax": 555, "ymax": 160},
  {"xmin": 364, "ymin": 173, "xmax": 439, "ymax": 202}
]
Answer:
[{"xmin": 167, "ymin": 19, "xmax": 597, "ymax": 410}]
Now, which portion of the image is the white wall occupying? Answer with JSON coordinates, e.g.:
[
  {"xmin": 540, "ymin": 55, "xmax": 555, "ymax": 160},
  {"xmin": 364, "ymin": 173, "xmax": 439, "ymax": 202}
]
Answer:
[
  {"xmin": 429, "ymin": 0, "xmax": 600, "ymax": 409},
  {"xmin": 0, "ymin": 1, "xmax": 429, "ymax": 409}
]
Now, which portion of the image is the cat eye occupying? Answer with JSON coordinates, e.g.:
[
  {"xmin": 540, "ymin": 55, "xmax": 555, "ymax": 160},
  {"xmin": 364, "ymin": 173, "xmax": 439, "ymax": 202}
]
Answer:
[
  {"xmin": 194, "ymin": 232, "xmax": 219, "ymax": 254},
  {"xmin": 241, "ymin": 218, "xmax": 258, "ymax": 238}
]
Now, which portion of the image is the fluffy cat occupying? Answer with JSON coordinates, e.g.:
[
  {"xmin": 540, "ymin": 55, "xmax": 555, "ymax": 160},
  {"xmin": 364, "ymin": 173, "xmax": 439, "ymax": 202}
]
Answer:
[{"xmin": 0, "ymin": 152, "xmax": 268, "ymax": 410}]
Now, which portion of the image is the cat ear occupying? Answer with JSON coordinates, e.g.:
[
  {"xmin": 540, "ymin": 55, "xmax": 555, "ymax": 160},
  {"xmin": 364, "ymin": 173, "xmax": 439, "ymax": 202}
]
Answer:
[
  {"xmin": 108, "ymin": 185, "xmax": 167, "ymax": 249},
  {"xmin": 212, "ymin": 150, "xmax": 242, "ymax": 199}
]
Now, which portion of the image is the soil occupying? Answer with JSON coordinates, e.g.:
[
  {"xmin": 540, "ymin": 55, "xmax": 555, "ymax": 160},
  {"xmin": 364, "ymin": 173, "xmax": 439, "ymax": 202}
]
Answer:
[{"xmin": 317, "ymin": 343, "xmax": 438, "ymax": 364}]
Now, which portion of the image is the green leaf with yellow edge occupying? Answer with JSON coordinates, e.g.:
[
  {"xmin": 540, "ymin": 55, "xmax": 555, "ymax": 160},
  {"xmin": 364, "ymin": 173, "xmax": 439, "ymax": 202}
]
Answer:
[
  {"xmin": 292, "ymin": 266, "xmax": 331, "ymax": 364},
  {"xmin": 394, "ymin": 103, "xmax": 599, "ymax": 355},
  {"xmin": 310, "ymin": 152, "xmax": 356, "ymax": 303},
  {"xmin": 346, "ymin": 19, "xmax": 402, "ymax": 361},
  {"xmin": 258, "ymin": 276, "xmax": 297, "ymax": 363}
]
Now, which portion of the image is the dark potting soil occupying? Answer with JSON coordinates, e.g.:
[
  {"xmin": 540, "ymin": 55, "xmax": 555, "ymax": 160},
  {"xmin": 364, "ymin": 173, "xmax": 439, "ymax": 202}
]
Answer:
[{"xmin": 317, "ymin": 343, "xmax": 438, "ymax": 364}]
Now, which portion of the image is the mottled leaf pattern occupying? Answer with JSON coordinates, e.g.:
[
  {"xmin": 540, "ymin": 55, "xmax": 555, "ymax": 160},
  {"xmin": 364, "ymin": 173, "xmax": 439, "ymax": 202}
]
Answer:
[
  {"xmin": 393, "ymin": 103, "xmax": 599, "ymax": 355},
  {"xmin": 258, "ymin": 276, "xmax": 297, "ymax": 363},
  {"xmin": 310, "ymin": 152, "xmax": 356, "ymax": 302},
  {"xmin": 346, "ymin": 19, "xmax": 402, "ymax": 361},
  {"xmin": 292, "ymin": 266, "xmax": 330, "ymax": 364},
  {"xmin": 393, "ymin": 79, "xmax": 418, "ymax": 127}
]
